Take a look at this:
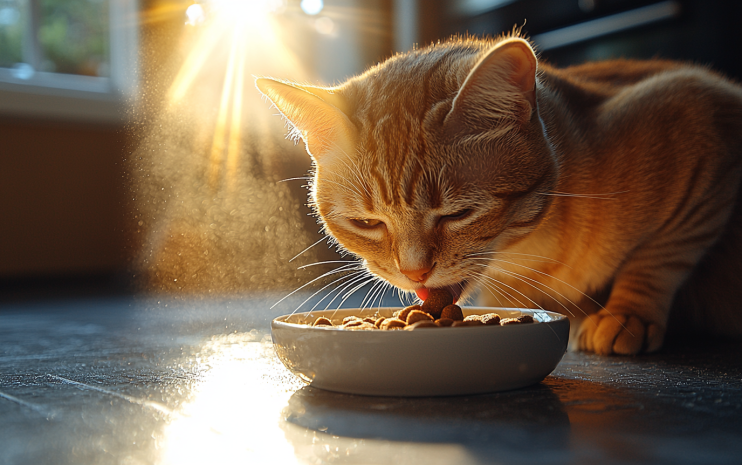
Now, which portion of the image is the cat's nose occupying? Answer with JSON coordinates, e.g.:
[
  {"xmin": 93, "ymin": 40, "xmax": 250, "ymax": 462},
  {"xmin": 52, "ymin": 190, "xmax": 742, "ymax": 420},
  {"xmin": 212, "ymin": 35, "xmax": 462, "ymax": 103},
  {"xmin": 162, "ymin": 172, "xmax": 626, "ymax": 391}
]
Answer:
[{"xmin": 400, "ymin": 265, "xmax": 434, "ymax": 283}]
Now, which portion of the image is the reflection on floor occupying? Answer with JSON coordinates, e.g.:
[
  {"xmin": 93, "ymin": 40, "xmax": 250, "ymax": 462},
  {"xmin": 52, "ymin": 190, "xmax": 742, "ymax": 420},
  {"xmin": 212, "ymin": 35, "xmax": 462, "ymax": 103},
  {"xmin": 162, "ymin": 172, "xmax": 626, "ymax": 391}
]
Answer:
[{"xmin": 1, "ymin": 294, "xmax": 741, "ymax": 464}]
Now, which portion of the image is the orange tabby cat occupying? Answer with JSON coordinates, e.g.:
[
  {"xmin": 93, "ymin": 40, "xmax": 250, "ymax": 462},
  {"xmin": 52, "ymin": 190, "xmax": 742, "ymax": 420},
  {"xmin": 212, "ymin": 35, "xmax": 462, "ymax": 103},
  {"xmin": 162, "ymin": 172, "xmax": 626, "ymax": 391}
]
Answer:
[{"xmin": 256, "ymin": 35, "xmax": 742, "ymax": 355}]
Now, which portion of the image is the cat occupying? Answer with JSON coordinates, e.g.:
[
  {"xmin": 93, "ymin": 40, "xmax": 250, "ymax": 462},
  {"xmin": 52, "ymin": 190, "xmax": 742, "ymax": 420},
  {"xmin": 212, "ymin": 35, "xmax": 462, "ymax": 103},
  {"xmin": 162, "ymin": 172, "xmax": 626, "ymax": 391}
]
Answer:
[{"xmin": 256, "ymin": 34, "xmax": 742, "ymax": 355}]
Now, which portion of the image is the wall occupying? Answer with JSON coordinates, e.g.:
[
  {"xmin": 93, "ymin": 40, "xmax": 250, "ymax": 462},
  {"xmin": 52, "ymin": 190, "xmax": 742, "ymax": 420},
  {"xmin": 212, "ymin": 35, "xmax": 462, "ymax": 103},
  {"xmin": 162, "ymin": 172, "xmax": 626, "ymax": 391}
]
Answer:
[{"xmin": 0, "ymin": 117, "xmax": 129, "ymax": 278}]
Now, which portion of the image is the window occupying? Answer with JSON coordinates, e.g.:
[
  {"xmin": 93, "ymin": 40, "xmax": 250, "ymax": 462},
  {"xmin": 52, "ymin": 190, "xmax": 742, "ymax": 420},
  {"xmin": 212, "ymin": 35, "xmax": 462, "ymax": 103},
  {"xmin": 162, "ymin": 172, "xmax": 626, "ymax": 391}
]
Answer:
[{"xmin": 0, "ymin": 0, "xmax": 138, "ymax": 122}]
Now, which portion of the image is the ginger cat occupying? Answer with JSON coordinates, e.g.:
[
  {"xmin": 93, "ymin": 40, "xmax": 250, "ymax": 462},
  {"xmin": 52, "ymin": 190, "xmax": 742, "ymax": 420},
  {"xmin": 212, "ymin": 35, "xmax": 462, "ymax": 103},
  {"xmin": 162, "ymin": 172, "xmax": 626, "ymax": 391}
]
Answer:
[{"xmin": 256, "ymin": 35, "xmax": 742, "ymax": 355}]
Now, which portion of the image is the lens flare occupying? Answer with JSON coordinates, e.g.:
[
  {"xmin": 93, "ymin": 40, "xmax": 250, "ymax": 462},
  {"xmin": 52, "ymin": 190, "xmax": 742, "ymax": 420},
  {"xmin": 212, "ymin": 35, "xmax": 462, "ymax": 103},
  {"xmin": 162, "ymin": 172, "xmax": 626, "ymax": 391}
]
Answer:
[
  {"xmin": 185, "ymin": 3, "xmax": 205, "ymax": 26},
  {"xmin": 300, "ymin": 0, "xmax": 324, "ymax": 15}
]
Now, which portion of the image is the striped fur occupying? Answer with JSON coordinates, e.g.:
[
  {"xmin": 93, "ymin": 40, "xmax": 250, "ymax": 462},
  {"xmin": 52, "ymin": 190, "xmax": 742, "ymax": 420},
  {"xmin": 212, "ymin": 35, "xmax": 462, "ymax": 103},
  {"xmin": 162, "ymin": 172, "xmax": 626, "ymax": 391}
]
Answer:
[{"xmin": 258, "ymin": 35, "xmax": 742, "ymax": 355}]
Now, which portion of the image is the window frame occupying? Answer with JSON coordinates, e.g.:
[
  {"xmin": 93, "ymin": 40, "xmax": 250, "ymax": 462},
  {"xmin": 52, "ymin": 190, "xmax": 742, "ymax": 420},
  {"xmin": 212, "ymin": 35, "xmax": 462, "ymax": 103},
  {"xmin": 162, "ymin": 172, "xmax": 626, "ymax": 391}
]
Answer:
[{"xmin": 0, "ymin": 0, "xmax": 139, "ymax": 123}]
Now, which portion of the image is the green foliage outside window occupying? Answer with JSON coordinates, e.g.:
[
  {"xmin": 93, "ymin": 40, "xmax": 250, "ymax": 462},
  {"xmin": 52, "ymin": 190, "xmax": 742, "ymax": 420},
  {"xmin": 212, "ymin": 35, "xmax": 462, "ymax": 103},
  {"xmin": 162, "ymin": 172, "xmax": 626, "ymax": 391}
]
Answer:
[
  {"xmin": 0, "ymin": 0, "xmax": 110, "ymax": 77},
  {"xmin": 39, "ymin": 0, "xmax": 109, "ymax": 76},
  {"xmin": 0, "ymin": 0, "xmax": 26, "ymax": 67}
]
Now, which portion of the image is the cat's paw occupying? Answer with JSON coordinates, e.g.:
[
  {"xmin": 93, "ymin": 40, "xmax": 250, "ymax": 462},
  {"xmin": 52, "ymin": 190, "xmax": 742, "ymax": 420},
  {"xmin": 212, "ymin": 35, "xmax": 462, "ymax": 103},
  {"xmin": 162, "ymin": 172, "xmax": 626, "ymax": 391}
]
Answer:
[{"xmin": 575, "ymin": 310, "xmax": 664, "ymax": 355}]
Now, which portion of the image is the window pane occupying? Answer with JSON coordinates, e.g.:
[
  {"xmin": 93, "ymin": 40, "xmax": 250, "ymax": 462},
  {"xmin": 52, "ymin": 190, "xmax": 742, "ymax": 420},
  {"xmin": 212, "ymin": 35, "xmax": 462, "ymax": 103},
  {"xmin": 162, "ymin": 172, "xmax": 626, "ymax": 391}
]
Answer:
[
  {"xmin": 38, "ymin": 0, "xmax": 109, "ymax": 76},
  {"xmin": 0, "ymin": 0, "xmax": 26, "ymax": 67}
]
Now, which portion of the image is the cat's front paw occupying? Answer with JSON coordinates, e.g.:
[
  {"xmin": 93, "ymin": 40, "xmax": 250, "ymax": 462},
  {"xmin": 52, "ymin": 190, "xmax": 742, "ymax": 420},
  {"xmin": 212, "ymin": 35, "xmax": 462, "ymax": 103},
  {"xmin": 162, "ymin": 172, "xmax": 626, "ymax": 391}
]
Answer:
[{"xmin": 575, "ymin": 309, "xmax": 664, "ymax": 355}]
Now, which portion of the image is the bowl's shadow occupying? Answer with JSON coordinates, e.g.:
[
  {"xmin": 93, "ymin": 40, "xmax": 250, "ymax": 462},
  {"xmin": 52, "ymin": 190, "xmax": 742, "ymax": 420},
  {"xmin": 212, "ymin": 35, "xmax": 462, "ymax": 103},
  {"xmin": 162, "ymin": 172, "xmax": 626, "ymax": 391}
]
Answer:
[{"xmin": 283, "ymin": 381, "xmax": 570, "ymax": 447}]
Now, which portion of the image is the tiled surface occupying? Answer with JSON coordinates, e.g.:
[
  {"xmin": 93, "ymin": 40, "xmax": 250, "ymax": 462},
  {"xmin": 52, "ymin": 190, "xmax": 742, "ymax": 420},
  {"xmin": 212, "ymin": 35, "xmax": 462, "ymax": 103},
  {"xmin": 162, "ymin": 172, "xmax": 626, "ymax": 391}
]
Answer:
[{"xmin": 1, "ymin": 295, "xmax": 741, "ymax": 464}]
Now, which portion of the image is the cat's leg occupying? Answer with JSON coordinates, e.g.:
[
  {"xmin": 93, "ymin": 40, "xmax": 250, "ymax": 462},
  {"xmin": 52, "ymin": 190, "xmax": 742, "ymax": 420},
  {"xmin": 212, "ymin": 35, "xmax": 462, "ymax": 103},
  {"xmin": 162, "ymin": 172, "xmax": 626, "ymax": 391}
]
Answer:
[
  {"xmin": 574, "ymin": 256, "xmax": 689, "ymax": 355},
  {"xmin": 575, "ymin": 173, "xmax": 741, "ymax": 355},
  {"xmin": 574, "ymin": 214, "xmax": 733, "ymax": 356}
]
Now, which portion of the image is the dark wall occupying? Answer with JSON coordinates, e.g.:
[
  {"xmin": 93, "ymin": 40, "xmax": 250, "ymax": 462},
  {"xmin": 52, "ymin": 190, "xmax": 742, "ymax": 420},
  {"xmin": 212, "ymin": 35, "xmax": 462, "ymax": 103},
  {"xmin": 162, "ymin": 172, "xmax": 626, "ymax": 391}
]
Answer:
[
  {"xmin": 0, "ymin": 117, "xmax": 129, "ymax": 278},
  {"xmin": 424, "ymin": 0, "xmax": 742, "ymax": 81}
]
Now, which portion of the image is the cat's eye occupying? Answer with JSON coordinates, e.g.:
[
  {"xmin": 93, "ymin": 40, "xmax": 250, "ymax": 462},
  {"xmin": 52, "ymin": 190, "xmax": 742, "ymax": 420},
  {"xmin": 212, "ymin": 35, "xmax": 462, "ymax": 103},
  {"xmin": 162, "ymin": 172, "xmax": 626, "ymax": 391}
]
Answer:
[
  {"xmin": 350, "ymin": 218, "xmax": 384, "ymax": 229},
  {"xmin": 440, "ymin": 209, "xmax": 473, "ymax": 222}
]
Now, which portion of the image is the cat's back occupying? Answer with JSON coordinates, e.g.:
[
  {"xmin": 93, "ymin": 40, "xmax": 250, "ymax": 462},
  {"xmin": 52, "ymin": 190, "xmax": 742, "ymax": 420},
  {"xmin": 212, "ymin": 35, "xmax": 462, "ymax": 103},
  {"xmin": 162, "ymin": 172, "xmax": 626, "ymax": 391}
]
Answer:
[{"xmin": 547, "ymin": 57, "xmax": 742, "ymax": 116}]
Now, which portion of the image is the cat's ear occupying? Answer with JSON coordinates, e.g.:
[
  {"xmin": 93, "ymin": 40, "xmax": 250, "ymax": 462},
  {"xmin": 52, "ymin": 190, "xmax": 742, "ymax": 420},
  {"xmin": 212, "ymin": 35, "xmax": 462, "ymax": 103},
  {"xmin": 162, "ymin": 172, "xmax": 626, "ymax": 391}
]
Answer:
[
  {"xmin": 445, "ymin": 38, "xmax": 537, "ymax": 137},
  {"xmin": 255, "ymin": 78, "xmax": 357, "ymax": 161}
]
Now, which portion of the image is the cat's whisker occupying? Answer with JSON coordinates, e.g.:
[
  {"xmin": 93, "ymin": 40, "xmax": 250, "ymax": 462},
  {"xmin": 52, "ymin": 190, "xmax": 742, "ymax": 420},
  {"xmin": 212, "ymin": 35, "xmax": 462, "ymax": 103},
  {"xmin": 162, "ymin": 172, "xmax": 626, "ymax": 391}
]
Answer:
[
  {"xmin": 489, "ymin": 258, "xmax": 607, "ymax": 312},
  {"xmin": 464, "ymin": 251, "xmax": 570, "ymax": 268},
  {"xmin": 477, "ymin": 259, "xmax": 626, "ymax": 333},
  {"xmin": 270, "ymin": 263, "xmax": 360, "ymax": 309},
  {"xmin": 289, "ymin": 236, "xmax": 333, "ymax": 263},
  {"xmin": 537, "ymin": 190, "xmax": 630, "ymax": 200},
  {"xmin": 468, "ymin": 256, "xmax": 563, "ymax": 266},
  {"xmin": 335, "ymin": 277, "xmax": 376, "ymax": 313},
  {"xmin": 377, "ymin": 282, "xmax": 391, "ymax": 312},
  {"xmin": 360, "ymin": 278, "xmax": 384, "ymax": 310},
  {"xmin": 297, "ymin": 259, "xmax": 360, "ymax": 269},
  {"xmin": 296, "ymin": 270, "xmax": 366, "ymax": 315},
  {"xmin": 467, "ymin": 274, "xmax": 506, "ymax": 307},
  {"xmin": 278, "ymin": 176, "xmax": 312, "ymax": 183},
  {"xmin": 368, "ymin": 279, "xmax": 388, "ymax": 311},
  {"xmin": 487, "ymin": 265, "xmax": 578, "ymax": 317},
  {"xmin": 471, "ymin": 274, "xmax": 527, "ymax": 309},
  {"xmin": 471, "ymin": 270, "xmax": 565, "ymax": 341},
  {"xmin": 369, "ymin": 279, "xmax": 388, "ymax": 310},
  {"xmin": 308, "ymin": 269, "xmax": 369, "ymax": 311},
  {"xmin": 470, "ymin": 270, "xmax": 536, "ymax": 310},
  {"xmin": 322, "ymin": 271, "xmax": 373, "ymax": 312}
]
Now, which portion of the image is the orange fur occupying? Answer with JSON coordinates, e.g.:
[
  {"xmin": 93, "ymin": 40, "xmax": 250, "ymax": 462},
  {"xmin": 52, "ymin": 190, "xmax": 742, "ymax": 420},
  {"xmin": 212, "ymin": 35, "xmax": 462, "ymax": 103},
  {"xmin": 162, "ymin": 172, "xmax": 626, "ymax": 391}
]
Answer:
[{"xmin": 257, "ymin": 36, "xmax": 742, "ymax": 355}]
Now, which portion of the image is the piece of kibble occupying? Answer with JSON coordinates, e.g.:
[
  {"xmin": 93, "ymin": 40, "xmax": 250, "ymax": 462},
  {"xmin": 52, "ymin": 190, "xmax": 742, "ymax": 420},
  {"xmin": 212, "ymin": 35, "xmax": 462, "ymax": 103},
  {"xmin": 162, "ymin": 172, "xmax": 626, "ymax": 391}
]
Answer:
[
  {"xmin": 440, "ymin": 304, "xmax": 464, "ymax": 321},
  {"xmin": 313, "ymin": 317, "xmax": 333, "ymax": 327},
  {"xmin": 406, "ymin": 309, "xmax": 434, "ymax": 325},
  {"xmin": 463, "ymin": 315, "xmax": 483, "ymax": 322},
  {"xmin": 345, "ymin": 322, "xmax": 378, "ymax": 330},
  {"xmin": 343, "ymin": 316, "xmax": 362, "ymax": 324},
  {"xmin": 421, "ymin": 288, "xmax": 454, "ymax": 319},
  {"xmin": 343, "ymin": 319, "xmax": 364, "ymax": 328},
  {"xmin": 452, "ymin": 319, "xmax": 485, "ymax": 327},
  {"xmin": 404, "ymin": 320, "xmax": 438, "ymax": 330},
  {"xmin": 374, "ymin": 317, "xmax": 386, "ymax": 328},
  {"xmin": 518, "ymin": 315, "xmax": 535, "ymax": 324},
  {"xmin": 435, "ymin": 318, "xmax": 454, "ymax": 327},
  {"xmin": 395, "ymin": 305, "xmax": 421, "ymax": 322},
  {"xmin": 380, "ymin": 318, "xmax": 407, "ymax": 330},
  {"xmin": 363, "ymin": 317, "xmax": 377, "ymax": 324},
  {"xmin": 500, "ymin": 318, "xmax": 520, "ymax": 325},
  {"xmin": 480, "ymin": 313, "xmax": 501, "ymax": 326}
]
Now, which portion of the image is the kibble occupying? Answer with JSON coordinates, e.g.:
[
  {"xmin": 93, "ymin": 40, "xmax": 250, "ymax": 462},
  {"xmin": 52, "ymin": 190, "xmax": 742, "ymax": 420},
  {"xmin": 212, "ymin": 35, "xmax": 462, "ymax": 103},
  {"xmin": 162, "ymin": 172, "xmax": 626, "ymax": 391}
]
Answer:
[
  {"xmin": 313, "ymin": 317, "xmax": 333, "ymax": 327},
  {"xmin": 500, "ymin": 315, "xmax": 535, "ymax": 325},
  {"xmin": 435, "ymin": 318, "xmax": 454, "ymax": 327},
  {"xmin": 301, "ymin": 291, "xmax": 540, "ymax": 330},
  {"xmin": 452, "ymin": 319, "xmax": 485, "ymax": 327},
  {"xmin": 404, "ymin": 320, "xmax": 438, "ymax": 330},
  {"xmin": 345, "ymin": 322, "xmax": 378, "ymax": 330},
  {"xmin": 406, "ymin": 310, "xmax": 434, "ymax": 325},
  {"xmin": 421, "ymin": 288, "xmax": 454, "ymax": 319},
  {"xmin": 343, "ymin": 319, "xmax": 364, "ymax": 328},
  {"xmin": 380, "ymin": 318, "xmax": 407, "ymax": 330},
  {"xmin": 440, "ymin": 304, "xmax": 464, "ymax": 321},
  {"xmin": 395, "ymin": 305, "xmax": 420, "ymax": 322},
  {"xmin": 481, "ymin": 313, "xmax": 501, "ymax": 326}
]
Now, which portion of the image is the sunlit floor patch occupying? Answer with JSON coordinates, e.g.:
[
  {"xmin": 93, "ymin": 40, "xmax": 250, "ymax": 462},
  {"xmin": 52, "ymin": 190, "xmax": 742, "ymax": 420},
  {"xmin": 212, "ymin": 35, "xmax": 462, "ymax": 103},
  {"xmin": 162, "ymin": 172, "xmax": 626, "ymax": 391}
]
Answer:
[{"xmin": 157, "ymin": 333, "xmax": 304, "ymax": 465}]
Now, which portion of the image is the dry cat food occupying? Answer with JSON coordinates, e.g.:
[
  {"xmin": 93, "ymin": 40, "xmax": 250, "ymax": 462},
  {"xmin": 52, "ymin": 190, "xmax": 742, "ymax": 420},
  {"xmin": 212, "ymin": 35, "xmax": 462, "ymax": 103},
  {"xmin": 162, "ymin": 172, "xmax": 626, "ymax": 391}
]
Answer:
[{"xmin": 307, "ymin": 288, "xmax": 536, "ymax": 330}]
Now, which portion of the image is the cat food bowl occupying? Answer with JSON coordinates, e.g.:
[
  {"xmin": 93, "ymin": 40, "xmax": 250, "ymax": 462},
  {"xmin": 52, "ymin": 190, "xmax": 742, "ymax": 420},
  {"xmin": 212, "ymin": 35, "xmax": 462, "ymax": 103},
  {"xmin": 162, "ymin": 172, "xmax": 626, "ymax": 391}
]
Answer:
[{"xmin": 271, "ymin": 307, "xmax": 569, "ymax": 396}]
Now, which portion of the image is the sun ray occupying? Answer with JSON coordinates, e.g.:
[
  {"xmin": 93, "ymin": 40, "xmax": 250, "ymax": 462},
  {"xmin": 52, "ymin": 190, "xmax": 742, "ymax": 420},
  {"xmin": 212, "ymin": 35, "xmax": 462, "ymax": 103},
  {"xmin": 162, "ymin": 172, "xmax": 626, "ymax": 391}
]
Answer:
[{"xmin": 225, "ymin": 28, "xmax": 248, "ymax": 191}]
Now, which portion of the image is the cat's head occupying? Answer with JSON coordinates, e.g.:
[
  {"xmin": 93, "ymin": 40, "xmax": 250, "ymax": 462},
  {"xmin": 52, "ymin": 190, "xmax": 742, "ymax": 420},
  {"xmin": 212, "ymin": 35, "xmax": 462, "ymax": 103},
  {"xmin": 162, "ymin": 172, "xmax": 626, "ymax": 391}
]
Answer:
[{"xmin": 257, "ymin": 37, "xmax": 558, "ymax": 303}]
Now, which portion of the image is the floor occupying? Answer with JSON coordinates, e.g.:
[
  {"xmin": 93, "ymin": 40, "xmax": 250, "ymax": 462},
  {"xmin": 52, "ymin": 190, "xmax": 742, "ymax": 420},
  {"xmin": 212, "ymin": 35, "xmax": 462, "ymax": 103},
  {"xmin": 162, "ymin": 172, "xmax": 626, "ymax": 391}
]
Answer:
[{"xmin": 1, "ymin": 292, "xmax": 741, "ymax": 465}]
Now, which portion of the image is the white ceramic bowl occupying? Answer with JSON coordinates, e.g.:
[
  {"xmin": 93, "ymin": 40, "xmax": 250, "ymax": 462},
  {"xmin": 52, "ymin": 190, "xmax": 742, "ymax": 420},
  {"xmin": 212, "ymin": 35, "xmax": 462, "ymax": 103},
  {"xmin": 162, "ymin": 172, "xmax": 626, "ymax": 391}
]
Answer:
[{"xmin": 271, "ymin": 307, "xmax": 569, "ymax": 396}]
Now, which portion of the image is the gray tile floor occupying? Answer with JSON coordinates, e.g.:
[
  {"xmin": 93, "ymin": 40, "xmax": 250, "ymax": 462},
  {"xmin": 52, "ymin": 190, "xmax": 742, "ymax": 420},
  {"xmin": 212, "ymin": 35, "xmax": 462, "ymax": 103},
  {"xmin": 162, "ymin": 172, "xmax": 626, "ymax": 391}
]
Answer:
[{"xmin": 1, "ymin": 294, "xmax": 741, "ymax": 464}]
